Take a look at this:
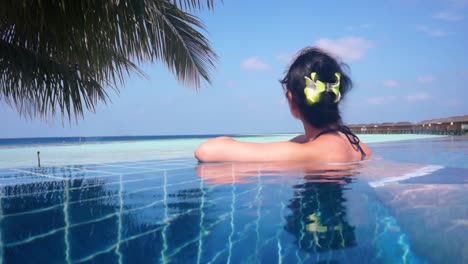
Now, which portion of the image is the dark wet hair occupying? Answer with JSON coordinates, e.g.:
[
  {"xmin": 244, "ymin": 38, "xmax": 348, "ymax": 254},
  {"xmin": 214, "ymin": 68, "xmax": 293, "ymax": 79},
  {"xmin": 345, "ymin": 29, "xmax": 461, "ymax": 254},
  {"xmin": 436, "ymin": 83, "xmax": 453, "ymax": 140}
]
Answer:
[{"xmin": 280, "ymin": 47, "xmax": 352, "ymax": 129}]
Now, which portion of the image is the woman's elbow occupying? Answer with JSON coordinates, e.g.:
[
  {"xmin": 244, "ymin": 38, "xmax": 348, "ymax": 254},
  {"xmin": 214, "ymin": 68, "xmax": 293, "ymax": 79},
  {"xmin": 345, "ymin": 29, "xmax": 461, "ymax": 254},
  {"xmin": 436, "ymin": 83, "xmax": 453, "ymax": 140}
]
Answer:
[
  {"xmin": 195, "ymin": 143, "xmax": 211, "ymax": 162},
  {"xmin": 195, "ymin": 137, "xmax": 233, "ymax": 162}
]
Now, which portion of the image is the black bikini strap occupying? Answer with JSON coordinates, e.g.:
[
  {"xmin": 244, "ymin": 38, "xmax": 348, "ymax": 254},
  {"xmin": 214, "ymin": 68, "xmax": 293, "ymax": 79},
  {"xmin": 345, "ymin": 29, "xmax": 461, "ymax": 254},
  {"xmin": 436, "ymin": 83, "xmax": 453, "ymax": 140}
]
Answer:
[{"xmin": 313, "ymin": 125, "xmax": 366, "ymax": 160}]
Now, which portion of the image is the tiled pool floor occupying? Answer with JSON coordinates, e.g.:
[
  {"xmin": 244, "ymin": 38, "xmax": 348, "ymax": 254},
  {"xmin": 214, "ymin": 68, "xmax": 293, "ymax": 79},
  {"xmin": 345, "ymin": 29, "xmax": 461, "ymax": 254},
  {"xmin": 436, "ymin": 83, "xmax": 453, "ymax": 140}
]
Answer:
[{"xmin": 0, "ymin": 157, "xmax": 466, "ymax": 263}]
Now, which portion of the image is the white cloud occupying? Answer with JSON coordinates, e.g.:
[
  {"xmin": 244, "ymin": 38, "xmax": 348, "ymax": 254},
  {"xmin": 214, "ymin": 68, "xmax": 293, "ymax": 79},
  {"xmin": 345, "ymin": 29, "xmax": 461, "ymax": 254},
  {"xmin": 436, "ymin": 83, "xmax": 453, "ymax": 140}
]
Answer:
[
  {"xmin": 406, "ymin": 92, "xmax": 431, "ymax": 102},
  {"xmin": 314, "ymin": 37, "xmax": 373, "ymax": 61},
  {"xmin": 383, "ymin": 79, "xmax": 399, "ymax": 87},
  {"xmin": 365, "ymin": 96, "xmax": 396, "ymax": 105},
  {"xmin": 417, "ymin": 75, "xmax": 436, "ymax": 84},
  {"xmin": 416, "ymin": 25, "xmax": 448, "ymax": 37},
  {"xmin": 433, "ymin": 11, "xmax": 464, "ymax": 21},
  {"xmin": 241, "ymin": 57, "xmax": 270, "ymax": 71}
]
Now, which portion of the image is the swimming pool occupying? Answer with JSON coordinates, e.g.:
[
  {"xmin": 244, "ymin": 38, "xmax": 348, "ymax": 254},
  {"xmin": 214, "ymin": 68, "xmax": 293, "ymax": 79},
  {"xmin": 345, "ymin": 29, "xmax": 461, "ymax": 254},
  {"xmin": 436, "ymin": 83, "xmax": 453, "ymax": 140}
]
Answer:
[{"xmin": 0, "ymin": 135, "xmax": 466, "ymax": 263}]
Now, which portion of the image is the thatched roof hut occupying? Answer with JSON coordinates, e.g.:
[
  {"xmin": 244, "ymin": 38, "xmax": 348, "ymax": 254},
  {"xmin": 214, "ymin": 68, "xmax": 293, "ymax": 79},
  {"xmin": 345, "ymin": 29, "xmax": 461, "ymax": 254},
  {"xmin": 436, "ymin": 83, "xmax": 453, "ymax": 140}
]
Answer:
[
  {"xmin": 347, "ymin": 115, "xmax": 468, "ymax": 135},
  {"xmin": 417, "ymin": 115, "xmax": 468, "ymax": 125}
]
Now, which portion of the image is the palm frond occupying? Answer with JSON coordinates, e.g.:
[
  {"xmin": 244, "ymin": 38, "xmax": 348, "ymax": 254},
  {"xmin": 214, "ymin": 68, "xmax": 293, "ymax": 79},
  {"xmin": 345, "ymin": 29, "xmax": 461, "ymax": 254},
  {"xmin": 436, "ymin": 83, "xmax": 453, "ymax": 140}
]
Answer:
[
  {"xmin": 0, "ymin": 0, "xmax": 218, "ymax": 119},
  {"xmin": 146, "ymin": 1, "xmax": 217, "ymax": 88},
  {"xmin": 168, "ymin": 0, "xmax": 218, "ymax": 11}
]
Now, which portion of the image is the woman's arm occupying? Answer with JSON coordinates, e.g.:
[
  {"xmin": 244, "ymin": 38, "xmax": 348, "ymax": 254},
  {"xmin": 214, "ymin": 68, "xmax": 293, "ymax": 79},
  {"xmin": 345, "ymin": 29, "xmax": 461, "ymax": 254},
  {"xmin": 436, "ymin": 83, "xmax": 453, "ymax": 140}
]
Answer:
[{"xmin": 194, "ymin": 136, "xmax": 312, "ymax": 162}]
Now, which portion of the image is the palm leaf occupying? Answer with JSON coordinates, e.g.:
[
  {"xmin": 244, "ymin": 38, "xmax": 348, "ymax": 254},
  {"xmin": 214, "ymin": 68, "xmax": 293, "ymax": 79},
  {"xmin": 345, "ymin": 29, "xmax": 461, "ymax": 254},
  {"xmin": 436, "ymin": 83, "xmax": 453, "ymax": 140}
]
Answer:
[{"xmin": 0, "ymin": 0, "xmax": 218, "ymax": 120}]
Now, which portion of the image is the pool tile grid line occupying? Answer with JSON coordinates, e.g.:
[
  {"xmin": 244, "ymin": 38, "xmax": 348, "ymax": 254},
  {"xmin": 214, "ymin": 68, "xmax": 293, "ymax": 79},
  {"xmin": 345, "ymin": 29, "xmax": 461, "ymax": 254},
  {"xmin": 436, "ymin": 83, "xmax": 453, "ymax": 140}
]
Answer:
[
  {"xmin": 3, "ymin": 168, "xmax": 276, "ymax": 232},
  {"xmin": 65, "ymin": 187, "xmax": 266, "ymax": 264},
  {"xmin": 204, "ymin": 199, "xmax": 285, "ymax": 262},
  {"xmin": 63, "ymin": 180, "xmax": 72, "ymax": 264},
  {"xmin": 75, "ymin": 210, "xmax": 233, "ymax": 264},
  {"xmin": 0, "ymin": 164, "xmax": 208, "ymax": 199},
  {"xmin": 1, "ymin": 168, "xmax": 227, "ymax": 217},
  {"xmin": 206, "ymin": 209, "xmax": 286, "ymax": 264},
  {"xmin": 115, "ymin": 174, "xmax": 124, "ymax": 264},
  {"xmin": 196, "ymin": 173, "xmax": 206, "ymax": 264},
  {"xmin": 3, "ymin": 162, "xmax": 443, "ymax": 218},
  {"xmin": 72, "ymin": 164, "xmax": 192, "ymax": 176},
  {"xmin": 187, "ymin": 173, "xmax": 280, "ymax": 264},
  {"xmin": 0, "ymin": 187, "xmax": 4, "ymax": 264},
  {"xmin": 4, "ymin": 184, "xmax": 261, "ymax": 249},
  {"xmin": 163, "ymin": 211, "xmax": 265, "ymax": 263},
  {"xmin": 0, "ymin": 167, "xmax": 121, "ymax": 183},
  {"xmin": 0, "ymin": 161, "xmax": 196, "ymax": 179},
  {"xmin": 2, "ymin": 177, "xmax": 180, "ymax": 218},
  {"xmin": 119, "ymin": 159, "xmax": 198, "ymax": 166},
  {"xmin": 295, "ymin": 177, "xmax": 308, "ymax": 264},
  {"xmin": 1, "ymin": 171, "xmax": 155, "ymax": 200},
  {"xmin": 161, "ymin": 171, "xmax": 170, "ymax": 264},
  {"xmin": 10, "ymin": 169, "xmax": 68, "ymax": 180},
  {"xmin": 0, "ymin": 173, "xmax": 64, "ymax": 182},
  {"xmin": 0, "ymin": 166, "xmax": 121, "ymax": 180},
  {"xmin": 81, "ymin": 161, "xmax": 196, "ymax": 170},
  {"xmin": 1, "ymin": 162, "xmax": 293, "ymax": 202},
  {"xmin": 164, "ymin": 205, "xmax": 269, "ymax": 264},
  {"xmin": 204, "ymin": 221, "xmax": 256, "ymax": 264},
  {"xmin": 209, "ymin": 172, "xmax": 291, "ymax": 264},
  {"xmin": 8, "ymin": 156, "xmax": 195, "ymax": 167},
  {"xmin": 4, "ymin": 166, "xmax": 90, "ymax": 176},
  {"xmin": 244, "ymin": 170, "xmax": 289, "ymax": 264},
  {"xmin": 4, "ymin": 160, "xmax": 434, "ymax": 262},
  {"xmin": 0, "ymin": 173, "xmax": 118, "ymax": 196},
  {"xmin": 0, "ymin": 160, "xmax": 196, "ymax": 178},
  {"xmin": 4, "ymin": 172, "xmax": 290, "ymax": 263},
  {"xmin": 275, "ymin": 188, "xmax": 289, "ymax": 264},
  {"xmin": 254, "ymin": 171, "xmax": 264, "ymax": 263},
  {"xmin": 227, "ymin": 166, "xmax": 237, "ymax": 264},
  {"xmin": 0, "ymin": 162, "xmax": 199, "ymax": 191}
]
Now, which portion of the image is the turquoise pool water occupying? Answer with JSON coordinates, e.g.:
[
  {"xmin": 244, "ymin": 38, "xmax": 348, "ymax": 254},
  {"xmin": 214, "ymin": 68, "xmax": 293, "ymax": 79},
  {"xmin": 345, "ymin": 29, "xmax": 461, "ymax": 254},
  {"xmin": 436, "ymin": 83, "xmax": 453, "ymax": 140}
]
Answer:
[{"xmin": 0, "ymin": 135, "xmax": 466, "ymax": 263}]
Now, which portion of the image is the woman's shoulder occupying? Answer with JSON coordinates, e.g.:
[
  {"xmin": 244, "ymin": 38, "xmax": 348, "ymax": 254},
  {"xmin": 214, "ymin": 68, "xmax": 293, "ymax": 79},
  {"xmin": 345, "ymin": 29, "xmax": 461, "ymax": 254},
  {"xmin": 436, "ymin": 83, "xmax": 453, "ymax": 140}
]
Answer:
[{"xmin": 306, "ymin": 133, "xmax": 370, "ymax": 162}]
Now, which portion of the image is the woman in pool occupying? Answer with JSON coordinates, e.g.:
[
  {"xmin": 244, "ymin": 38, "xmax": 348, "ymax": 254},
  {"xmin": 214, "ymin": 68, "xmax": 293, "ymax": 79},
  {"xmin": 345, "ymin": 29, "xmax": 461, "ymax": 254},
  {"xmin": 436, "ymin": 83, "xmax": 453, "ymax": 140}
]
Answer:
[{"xmin": 195, "ymin": 47, "xmax": 371, "ymax": 163}]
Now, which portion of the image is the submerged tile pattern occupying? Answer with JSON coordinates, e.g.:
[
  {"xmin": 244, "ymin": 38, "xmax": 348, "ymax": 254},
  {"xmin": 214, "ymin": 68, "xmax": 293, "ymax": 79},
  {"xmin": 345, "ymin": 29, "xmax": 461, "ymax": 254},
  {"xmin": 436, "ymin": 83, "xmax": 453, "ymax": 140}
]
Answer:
[{"xmin": 0, "ymin": 159, "xmax": 431, "ymax": 263}]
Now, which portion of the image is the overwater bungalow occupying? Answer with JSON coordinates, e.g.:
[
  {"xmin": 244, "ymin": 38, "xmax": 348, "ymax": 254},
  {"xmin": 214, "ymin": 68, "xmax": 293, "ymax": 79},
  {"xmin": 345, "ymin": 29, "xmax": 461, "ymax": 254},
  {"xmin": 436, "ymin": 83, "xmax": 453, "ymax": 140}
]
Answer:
[
  {"xmin": 416, "ymin": 115, "xmax": 468, "ymax": 135},
  {"xmin": 348, "ymin": 115, "xmax": 468, "ymax": 135}
]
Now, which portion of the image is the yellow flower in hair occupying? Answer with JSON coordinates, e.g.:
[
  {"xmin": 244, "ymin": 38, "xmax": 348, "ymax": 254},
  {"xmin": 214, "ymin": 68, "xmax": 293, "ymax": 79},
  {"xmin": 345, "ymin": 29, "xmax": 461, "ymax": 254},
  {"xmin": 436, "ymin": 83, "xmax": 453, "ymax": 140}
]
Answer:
[{"xmin": 304, "ymin": 72, "xmax": 342, "ymax": 105}]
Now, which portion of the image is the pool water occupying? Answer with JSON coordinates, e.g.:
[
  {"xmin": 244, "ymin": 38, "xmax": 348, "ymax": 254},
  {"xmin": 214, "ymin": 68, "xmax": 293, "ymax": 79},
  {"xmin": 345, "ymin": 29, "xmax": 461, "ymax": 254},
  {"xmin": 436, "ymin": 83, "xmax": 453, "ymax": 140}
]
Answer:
[{"xmin": 0, "ymin": 136, "xmax": 467, "ymax": 263}]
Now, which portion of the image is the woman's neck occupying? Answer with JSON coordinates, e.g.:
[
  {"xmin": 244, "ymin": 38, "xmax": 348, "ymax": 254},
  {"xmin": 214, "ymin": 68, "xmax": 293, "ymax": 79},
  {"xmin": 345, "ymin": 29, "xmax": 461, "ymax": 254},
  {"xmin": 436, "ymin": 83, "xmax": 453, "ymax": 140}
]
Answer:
[{"xmin": 303, "ymin": 122, "xmax": 340, "ymax": 140}]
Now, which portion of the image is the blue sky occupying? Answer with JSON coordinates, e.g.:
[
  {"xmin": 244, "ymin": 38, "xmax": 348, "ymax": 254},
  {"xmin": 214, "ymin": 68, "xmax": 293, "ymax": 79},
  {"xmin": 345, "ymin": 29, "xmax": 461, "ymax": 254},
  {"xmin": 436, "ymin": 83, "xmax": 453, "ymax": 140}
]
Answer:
[{"xmin": 1, "ymin": 0, "xmax": 467, "ymax": 138}]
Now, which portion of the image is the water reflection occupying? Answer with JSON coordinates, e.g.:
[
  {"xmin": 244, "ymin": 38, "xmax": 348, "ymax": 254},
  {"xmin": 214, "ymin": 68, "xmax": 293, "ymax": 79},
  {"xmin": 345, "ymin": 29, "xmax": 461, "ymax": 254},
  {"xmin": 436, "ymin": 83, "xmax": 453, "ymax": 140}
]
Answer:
[
  {"xmin": 285, "ymin": 174, "xmax": 356, "ymax": 253},
  {"xmin": 196, "ymin": 161, "xmax": 361, "ymax": 262}
]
